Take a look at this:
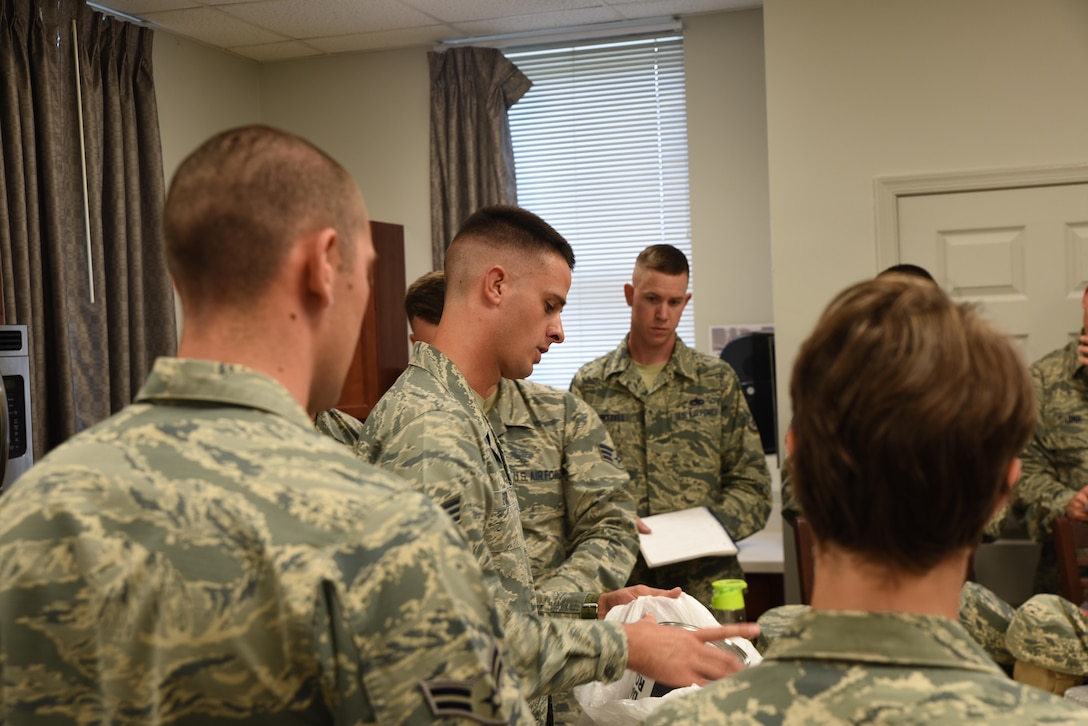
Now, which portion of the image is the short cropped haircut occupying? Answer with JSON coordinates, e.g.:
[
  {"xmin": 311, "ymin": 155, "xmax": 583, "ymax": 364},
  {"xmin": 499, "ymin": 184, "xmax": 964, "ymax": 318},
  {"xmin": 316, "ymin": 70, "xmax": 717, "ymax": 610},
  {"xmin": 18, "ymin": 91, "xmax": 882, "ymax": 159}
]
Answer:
[
  {"xmin": 405, "ymin": 271, "xmax": 445, "ymax": 327},
  {"xmin": 790, "ymin": 276, "xmax": 1035, "ymax": 574},
  {"xmin": 164, "ymin": 124, "xmax": 360, "ymax": 307},
  {"xmin": 635, "ymin": 244, "xmax": 689, "ymax": 278},
  {"xmin": 444, "ymin": 206, "xmax": 574, "ymax": 288}
]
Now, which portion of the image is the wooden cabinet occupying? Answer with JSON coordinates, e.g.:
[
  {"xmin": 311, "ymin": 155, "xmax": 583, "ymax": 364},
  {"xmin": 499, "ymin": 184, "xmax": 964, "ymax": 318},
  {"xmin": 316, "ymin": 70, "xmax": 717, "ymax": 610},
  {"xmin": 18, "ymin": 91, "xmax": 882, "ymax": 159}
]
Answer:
[{"xmin": 334, "ymin": 221, "xmax": 408, "ymax": 420}]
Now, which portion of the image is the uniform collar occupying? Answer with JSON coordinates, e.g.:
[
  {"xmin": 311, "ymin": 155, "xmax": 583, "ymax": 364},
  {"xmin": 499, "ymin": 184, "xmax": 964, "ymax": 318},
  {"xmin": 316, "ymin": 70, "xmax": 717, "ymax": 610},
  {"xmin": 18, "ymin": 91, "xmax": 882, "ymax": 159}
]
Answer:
[
  {"xmin": 135, "ymin": 357, "xmax": 313, "ymax": 428},
  {"xmin": 602, "ymin": 335, "xmax": 698, "ymax": 383},
  {"xmin": 765, "ymin": 609, "xmax": 1006, "ymax": 676}
]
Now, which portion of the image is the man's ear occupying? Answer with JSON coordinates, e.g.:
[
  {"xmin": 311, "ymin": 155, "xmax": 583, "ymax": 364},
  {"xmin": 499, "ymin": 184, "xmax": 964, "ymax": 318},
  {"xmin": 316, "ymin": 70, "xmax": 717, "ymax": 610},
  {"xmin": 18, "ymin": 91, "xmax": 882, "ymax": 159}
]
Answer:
[
  {"xmin": 988, "ymin": 458, "xmax": 1021, "ymax": 521},
  {"xmin": 304, "ymin": 228, "xmax": 338, "ymax": 308},
  {"xmin": 624, "ymin": 283, "xmax": 634, "ymax": 307},
  {"xmin": 483, "ymin": 265, "xmax": 506, "ymax": 306}
]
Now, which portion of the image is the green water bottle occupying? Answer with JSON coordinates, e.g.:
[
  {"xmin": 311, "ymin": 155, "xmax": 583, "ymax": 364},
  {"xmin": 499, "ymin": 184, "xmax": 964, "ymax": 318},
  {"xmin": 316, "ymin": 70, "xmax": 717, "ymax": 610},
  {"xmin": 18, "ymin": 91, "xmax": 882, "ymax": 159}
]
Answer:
[{"xmin": 711, "ymin": 578, "xmax": 747, "ymax": 624}]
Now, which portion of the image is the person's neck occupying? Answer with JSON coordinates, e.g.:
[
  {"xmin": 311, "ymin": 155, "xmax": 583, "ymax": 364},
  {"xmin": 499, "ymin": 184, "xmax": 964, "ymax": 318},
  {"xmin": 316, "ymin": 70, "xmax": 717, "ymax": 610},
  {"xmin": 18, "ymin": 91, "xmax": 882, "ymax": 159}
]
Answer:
[
  {"xmin": 809, "ymin": 543, "xmax": 969, "ymax": 619},
  {"xmin": 627, "ymin": 333, "xmax": 675, "ymax": 366},
  {"xmin": 431, "ymin": 326, "xmax": 501, "ymax": 398},
  {"xmin": 177, "ymin": 308, "xmax": 316, "ymax": 414}
]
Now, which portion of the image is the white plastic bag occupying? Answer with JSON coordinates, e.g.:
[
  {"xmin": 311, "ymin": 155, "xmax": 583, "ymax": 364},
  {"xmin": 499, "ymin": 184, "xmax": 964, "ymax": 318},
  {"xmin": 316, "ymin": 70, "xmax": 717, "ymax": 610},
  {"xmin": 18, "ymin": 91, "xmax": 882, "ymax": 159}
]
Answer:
[{"xmin": 573, "ymin": 593, "xmax": 761, "ymax": 725}]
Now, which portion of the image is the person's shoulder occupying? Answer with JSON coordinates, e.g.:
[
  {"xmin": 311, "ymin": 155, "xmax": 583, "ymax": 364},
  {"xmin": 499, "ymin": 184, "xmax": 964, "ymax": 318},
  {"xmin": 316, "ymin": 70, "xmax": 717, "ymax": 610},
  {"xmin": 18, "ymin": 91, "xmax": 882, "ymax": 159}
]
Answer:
[
  {"xmin": 573, "ymin": 344, "xmax": 624, "ymax": 380},
  {"xmin": 513, "ymin": 378, "xmax": 580, "ymax": 409},
  {"xmin": 1029, "ymin": 338, "xmax": 1075, "ymax": 378}
]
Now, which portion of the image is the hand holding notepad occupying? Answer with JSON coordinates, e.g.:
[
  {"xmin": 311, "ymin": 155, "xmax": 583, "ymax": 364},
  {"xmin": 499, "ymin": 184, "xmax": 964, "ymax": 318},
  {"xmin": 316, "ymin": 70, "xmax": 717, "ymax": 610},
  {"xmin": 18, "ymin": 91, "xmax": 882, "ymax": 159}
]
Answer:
[{"xmin": 638, "ymin": 506, "xmax": 737, "ymax": 568}]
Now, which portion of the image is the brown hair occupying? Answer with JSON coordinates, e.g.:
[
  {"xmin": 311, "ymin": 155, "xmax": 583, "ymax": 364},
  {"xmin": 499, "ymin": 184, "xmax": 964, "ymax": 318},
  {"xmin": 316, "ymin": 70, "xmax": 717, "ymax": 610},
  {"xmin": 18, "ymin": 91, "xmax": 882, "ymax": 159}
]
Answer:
[
  {"xmin": 164, "ymin": 124, "xmax": 361, "ymax": 308},
  {"xmin": 635, "ymin": 244, "xmax": 689, "ymax": 278},
  {"xmin": 444, "ymin": 206, "xmax": 574, "ymax": 292},
  {"xmin": 790, "ymin": 276, "xmax": 1035, "ymax": 573},
  {"xmin": 405, "ymin": 270, "xmax": 445, "ymax": 327}
]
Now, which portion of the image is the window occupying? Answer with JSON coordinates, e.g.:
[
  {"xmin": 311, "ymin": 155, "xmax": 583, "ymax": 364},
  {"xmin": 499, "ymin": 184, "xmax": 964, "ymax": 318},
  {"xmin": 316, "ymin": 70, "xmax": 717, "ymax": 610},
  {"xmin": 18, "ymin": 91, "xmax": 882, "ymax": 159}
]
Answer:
[{"xmin": 508, "ymin": 34, "xmax": 694, "ymax": 390}]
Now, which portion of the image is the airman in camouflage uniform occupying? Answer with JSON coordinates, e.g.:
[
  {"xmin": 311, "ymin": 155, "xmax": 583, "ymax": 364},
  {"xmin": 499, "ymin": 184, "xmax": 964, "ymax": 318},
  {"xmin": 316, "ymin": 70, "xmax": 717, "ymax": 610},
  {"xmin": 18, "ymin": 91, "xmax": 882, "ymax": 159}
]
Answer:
[
  {"xmin": 0, "ymin": 360, "xmax": 530, "ymax": 725},
  {"xmin": 1013, "ymin": 316, "xmax": 1088, "ymax": 594},
  {"xmin": 400, "ymin": 271, "xmax": 639, "ymax": 725},
  {"xmin": 0, "ymin": 126, "xmax": 531, "ymax": 724},
  {"xmin": 361, "ymin": 209, "xmax": 757, "ymax": 724},
  {"xmin": 649, "ymin": 277, "xmax": 1084, "ymax": 724},
  {"xmin": 571, "ymin": 245, "xmax": 771, "ymax": 605}
]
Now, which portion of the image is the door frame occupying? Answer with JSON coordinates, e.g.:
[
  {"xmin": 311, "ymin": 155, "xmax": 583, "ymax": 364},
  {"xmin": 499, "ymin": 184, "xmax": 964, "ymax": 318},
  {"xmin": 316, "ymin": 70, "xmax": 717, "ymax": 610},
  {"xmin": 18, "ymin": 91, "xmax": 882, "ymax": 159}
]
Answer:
[{"xmin": 873, "ymin": 163, "xmax": 1088, "ymax": 271}]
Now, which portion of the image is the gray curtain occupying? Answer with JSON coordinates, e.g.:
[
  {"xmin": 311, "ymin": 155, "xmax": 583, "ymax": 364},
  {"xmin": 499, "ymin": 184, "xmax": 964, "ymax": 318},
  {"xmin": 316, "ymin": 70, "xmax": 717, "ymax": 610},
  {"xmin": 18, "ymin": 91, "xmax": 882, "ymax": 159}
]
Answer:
[
  {"xmin": 429, "ymin": 46, "xmax": 532, "ymax": 269},
  {"xmin": 0, "ymin": 0, "xmax": 175, "ymax": 458}
]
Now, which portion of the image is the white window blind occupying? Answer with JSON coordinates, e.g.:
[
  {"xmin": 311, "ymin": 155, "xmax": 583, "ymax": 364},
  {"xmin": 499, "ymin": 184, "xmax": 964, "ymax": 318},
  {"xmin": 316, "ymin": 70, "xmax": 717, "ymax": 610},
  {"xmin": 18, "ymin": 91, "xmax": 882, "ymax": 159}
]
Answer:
[{"xmin": 508, "ymin": 35, "xmax": 694, "ymax": 390}]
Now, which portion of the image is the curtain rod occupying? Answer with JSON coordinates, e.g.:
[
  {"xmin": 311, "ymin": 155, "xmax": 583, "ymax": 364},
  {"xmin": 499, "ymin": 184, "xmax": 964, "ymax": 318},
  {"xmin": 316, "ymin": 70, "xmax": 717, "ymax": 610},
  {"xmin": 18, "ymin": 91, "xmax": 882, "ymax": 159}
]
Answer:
[
  {"xmin": 437, "ymin": 16, "xmax": 681, "ymax": 50},
  {"xmin": 86, "ymin": 2, "xmax": 146, "ymax": 25}
]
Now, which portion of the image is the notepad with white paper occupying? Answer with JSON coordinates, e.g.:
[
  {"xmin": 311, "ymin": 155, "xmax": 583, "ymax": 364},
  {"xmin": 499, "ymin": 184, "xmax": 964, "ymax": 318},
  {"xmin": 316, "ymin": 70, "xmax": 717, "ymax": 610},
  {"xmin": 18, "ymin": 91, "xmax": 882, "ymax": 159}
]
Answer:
[{"xmin": 638, "ymin": 506, "xmax": 737, "ymax": 568}]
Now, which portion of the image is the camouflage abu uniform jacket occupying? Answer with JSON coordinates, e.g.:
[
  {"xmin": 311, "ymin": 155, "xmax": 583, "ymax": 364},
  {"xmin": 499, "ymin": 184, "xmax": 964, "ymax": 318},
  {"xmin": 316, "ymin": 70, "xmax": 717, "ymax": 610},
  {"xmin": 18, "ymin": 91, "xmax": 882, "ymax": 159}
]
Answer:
[
  {"xmin": 1014, "ymin": 337, "xmax": 1088, "ymax": 593},
  {"xmin": 645, "ymin": 609, "xmax": 1088, "ymax": 725},
  {"xmin": 358, "ymin": 344, "xmax": 627, "ymax": 720},
  {"xmin": 487, "ymin": 377, "xmax": 638, "ymax": 597},
  {"xmin": 0, "ymin": 358, "xmax": 531, "ymax": 725},
  {"xmin": 570, "ymin": 336, "xmax": 772, "ymax": 603}
]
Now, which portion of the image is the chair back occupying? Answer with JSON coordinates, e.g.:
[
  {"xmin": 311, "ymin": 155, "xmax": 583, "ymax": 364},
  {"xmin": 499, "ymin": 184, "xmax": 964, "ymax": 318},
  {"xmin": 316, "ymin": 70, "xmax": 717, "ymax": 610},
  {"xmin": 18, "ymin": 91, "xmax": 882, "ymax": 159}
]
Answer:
[{"xmin": 1052, "ymin": 515, "xmax": 1088, "ymax": 606}]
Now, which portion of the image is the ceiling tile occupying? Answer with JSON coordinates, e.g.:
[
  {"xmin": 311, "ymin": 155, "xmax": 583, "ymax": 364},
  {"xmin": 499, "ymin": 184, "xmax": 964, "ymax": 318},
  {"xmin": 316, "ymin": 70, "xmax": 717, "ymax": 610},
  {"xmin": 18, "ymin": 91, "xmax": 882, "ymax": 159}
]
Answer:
[
  {"xmin": 451, "ymin": 6, "xmax": 625, "ymax": 38},
  {"xmin": 229, "ymin": 39, "xmax": 323, "ymax": 61},
  {"xmin": 140, "ymin": 6, "xmax": 286, "ymax": 46},
  {"xmin": 609, "ymin": 0, "xmax": 758, "ymax": 16},
  {"xmin": 400, "ymin": 0, "xmax": 601, "ymax": 25},
  {"xmin": 308, "ymin": 25, "xmax": 452, "ymax": 53},
  {"xmin": 219, "ymin": 0, "xmax": 436, "ymax": 38}
]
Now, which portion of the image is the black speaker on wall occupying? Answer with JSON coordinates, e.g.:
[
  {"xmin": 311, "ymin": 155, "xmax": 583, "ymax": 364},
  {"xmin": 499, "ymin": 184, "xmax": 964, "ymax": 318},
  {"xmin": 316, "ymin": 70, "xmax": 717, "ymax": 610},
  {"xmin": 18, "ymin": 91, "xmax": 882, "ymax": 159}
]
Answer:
[{"xmin": 719, "ymin": 331, "xmax": 777, "ymax": 455}]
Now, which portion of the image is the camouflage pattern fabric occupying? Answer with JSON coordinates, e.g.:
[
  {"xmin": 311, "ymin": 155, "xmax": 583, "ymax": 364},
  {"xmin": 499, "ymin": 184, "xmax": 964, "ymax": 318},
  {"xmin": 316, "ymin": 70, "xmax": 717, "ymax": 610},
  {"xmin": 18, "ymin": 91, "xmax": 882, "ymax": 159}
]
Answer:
[
  {"xmin": 959, "ymin": 581, "xmax": 1016, "ymax": 666},
  {"xmin": 1014, "ymin": 338, "xmax": 1088, "ymax": 594},
  {"xmin": 754, "ymin": 604, "xmax": 811, "ymax": 654},
  {"xmin": 488, "ymin": 378, "xmax": 639, "ymax": 725},
  {"xmin": 645, "ymin": 609, "xmax": 1088, "ymax": 725},
  {"xmin": 359, "ymin": 343, "xmax": 628, "ymax": 721},
  {"xmin": 570, "ymin": 336, "xmax": 772, "ymax": 605},
  {"xmin": 314, "ymin": 407, "xmax": 366, "ymax": 449},
  {"xmin": 752, "ymin": 584, "xmax": 1020, "ymax": 669},
  {"xmin": 489, "ymin": 378, "xmax": 638, "ymax": 600},
  {"xmin": 1008, "ymin": 594, "xmax": 1088, "ymax": 676},
  {"xmin": 0, "ymin": 358, "xmax": 532, "ymax": 725}
]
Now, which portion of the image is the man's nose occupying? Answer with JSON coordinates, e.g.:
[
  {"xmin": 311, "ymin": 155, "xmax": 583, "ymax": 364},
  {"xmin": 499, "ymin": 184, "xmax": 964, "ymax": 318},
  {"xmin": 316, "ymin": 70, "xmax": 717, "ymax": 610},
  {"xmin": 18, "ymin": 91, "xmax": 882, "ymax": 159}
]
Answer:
[{"xmin": 549, "ymin": 319, "xmax": 564, "ymax": 344}]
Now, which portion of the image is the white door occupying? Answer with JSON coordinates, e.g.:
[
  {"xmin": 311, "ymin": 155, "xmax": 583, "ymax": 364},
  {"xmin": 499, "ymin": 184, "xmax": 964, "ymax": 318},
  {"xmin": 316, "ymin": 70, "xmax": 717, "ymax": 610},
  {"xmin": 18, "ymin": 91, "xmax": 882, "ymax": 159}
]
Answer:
[{"xmin": 898, "ymin": 183, "xmax": 1088, "ymax": 365}]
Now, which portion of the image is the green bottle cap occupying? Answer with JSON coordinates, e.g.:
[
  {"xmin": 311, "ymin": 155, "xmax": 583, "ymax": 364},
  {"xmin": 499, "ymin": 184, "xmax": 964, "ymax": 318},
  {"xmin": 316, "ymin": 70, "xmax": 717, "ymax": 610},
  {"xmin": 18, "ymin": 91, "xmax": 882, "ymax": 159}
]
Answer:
[{"xmin": 711, "ymin": 578, "xmax": 747, "ymax": 611}]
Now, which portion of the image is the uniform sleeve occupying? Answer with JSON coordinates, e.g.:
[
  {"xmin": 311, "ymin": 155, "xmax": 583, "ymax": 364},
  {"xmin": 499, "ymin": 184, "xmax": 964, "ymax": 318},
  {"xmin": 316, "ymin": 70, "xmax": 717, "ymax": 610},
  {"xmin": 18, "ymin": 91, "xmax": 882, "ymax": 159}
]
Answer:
[
  {"xmin": 536, "ymin": 399, "xmax": 637, "ymax": 596},
  {"xmin": 321, "ymin": 493, "xmax": 534, "ymax": 724},
  {"xmin": 1015, "ymin": 365, "xmax": 1079, "ymax": 542},
  {"xmin": 711, "ymin": 375, "xmax": 772, "ymax": 541}
]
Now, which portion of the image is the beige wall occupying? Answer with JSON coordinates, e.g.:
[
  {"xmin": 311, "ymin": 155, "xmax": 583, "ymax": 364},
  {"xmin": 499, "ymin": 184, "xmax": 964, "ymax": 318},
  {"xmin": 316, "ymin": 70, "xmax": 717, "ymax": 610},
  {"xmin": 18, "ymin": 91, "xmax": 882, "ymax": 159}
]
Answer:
[
  {"xmin": 154, "ymin": 34, "xmax": 261, "ymax": 183},
  {"xmin": 151, "ymin": 9, "xmax": 774, "ymax": 355},
  {"xmin": 686, "ymin": 10, "xmax": 773, "ymax": 351},
  {"xmin": 259, "ymin": 48, "xmax": 432, "ymax": 286},
  {"xmin": 763, "ymin": 0, "xmax": 1088, "ymax": 441}
]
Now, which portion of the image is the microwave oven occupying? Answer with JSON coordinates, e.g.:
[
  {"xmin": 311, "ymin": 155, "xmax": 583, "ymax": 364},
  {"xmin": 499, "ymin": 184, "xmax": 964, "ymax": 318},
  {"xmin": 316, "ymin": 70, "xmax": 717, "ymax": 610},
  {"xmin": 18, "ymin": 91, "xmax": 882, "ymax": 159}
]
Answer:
[{"xmin": 0, "ymin": 325, "xmax": 34, "ymax": 490}]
